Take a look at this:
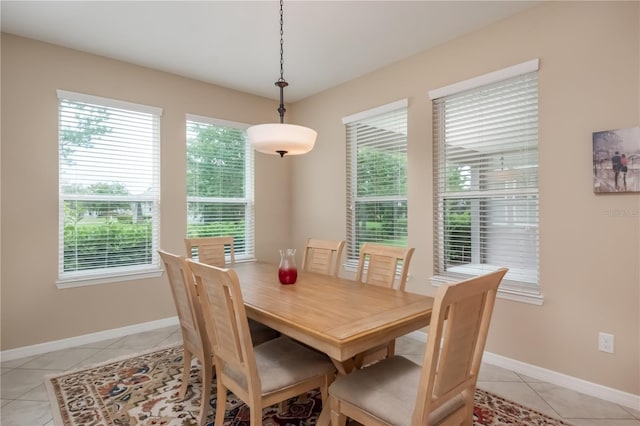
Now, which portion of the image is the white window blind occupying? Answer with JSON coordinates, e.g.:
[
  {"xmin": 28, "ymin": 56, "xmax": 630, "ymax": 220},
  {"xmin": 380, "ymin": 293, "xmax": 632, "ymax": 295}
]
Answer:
[
  {"xmin": 57, "ymin": 90, "xmax": 162, "ymax": 287},
  {"xmin": 186, "ymin": 115, "xmax": 255, "ymax": 260},
  {"xmin": 431, "ymin": 65, "xmax": 540, "ymax": 302},
  {"xmin": 344, "ymin": 99, "xmax": 409, "ymax": 265}
]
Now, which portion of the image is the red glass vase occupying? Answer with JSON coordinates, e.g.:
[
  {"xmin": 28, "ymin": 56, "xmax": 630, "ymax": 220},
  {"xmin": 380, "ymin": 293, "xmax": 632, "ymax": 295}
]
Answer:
[{"xmin": 278, "ymin": 248, "xmax": 298, "ymax": 285}]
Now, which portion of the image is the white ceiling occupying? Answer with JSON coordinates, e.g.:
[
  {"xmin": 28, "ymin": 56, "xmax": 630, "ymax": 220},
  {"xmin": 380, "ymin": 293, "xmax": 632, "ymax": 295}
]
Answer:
[{"xmin": 1, "ymin": 1, "xmax": 539, "ymax": 102}]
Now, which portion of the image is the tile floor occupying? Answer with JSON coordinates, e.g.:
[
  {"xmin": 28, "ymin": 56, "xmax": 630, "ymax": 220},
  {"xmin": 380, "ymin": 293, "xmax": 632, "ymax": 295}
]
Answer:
[{"xmin": 1, "ymin": 325, "xmax": 639, "ymax": 426}]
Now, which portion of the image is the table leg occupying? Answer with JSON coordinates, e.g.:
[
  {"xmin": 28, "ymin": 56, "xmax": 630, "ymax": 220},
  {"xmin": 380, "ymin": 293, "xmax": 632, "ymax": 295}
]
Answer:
[{"xmin": 330, "ymin": 357, "xmax": 356, "ymax": 375}]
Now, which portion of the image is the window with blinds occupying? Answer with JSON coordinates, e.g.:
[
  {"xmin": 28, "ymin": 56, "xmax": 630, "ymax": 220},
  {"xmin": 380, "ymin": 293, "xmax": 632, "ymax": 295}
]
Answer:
[
  {"xmin": 57, "ymin": 90, "xmax": 162, "ymax": 287},
  {"xmin": 430, "ymin": 61, "xmax": 540, "ymax": 301},
  {"xmin": 343, "ymin": 99, "xmax": 408, "ymax": 265},
  {"xmin": 186, "ymin": 115, "xmax": 254, "ymax": 260}
]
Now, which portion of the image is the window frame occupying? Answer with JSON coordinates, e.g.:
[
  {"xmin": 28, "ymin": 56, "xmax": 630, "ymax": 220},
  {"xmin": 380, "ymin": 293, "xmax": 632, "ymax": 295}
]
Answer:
[
  {"xmin": 343, "ymin": 99, "xmax": 409, "ymax": 270},
  {"xmin": 56, "ymin": 90, "xmax": 163, "ymax": 288},
  {"xmin": 429, "ymin": 60, "xmax": 542, "ymax": 305},
  {"xmin": 185, "ymin": 114, "xmax": 255, "ymax": 262}
]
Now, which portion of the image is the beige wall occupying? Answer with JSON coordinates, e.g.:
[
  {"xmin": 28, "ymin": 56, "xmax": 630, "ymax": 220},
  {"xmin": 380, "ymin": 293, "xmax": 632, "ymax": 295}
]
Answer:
[
  {"xmin": 291, "ymin": 2, "xmax": 640, "ymax": 395},
  {"xmin": 0, "ymin": 34, "xmax": 292, "ymax": 350},
  {"xmin": 1, "ymin": 1, "xmax": 639, "ymax": 398}
]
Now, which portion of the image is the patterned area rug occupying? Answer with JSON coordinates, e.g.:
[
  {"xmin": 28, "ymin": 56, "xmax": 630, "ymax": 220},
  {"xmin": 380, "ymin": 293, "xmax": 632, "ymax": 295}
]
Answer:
[{"xmin": 45, "ymin": 344, "xmax": 572, "ymax": 426}]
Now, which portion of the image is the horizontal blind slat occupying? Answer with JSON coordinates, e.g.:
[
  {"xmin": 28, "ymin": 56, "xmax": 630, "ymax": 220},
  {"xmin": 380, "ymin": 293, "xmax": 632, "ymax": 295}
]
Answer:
[{"xmin": 433, "ymin": 70, "xmax": 539, "ymax": 288}]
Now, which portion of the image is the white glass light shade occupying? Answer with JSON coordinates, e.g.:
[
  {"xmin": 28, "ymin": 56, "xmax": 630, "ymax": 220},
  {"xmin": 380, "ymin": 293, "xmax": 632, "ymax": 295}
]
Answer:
[{"xmin": 247, "ymin": 123, "xmax": 317, "ymax": 156}]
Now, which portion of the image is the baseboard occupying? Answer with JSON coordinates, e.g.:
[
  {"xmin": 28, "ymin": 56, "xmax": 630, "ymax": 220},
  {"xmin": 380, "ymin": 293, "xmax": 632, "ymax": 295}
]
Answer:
[
  {"xmin": 0, "ymin": 316, "xmax": 179, "ymax": 362},
  {"xmin": 406, "ymin": 331, "xmax": 640, "ymax": 411}
]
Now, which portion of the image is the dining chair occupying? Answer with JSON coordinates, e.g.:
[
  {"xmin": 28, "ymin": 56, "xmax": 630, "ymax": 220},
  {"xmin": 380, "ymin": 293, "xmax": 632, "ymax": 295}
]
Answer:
[
  {"xmin": 158, "ymin": 250, "xmax": 213, "ymax": 426},
  {"xmin": 356, "ymin": 242, "xmax": 415, "ymax": 291},
  {"xmin": 185, "ymin": 236, "xmax": 235, "ymax": 266},
  {"xmin": 329, "ymin": 268, "xmax": 508, "ymax": 426},
  {"xmin": 301, "ymin": 238, "xmax": 345, "ymax": 277},
  {"xmin": 186, "ymin": 259, "xmax": 337, "ymax": 426},
  {"xmin": 354, "ymin": 243, "xmax": 416, "ymax": 366},
  {"xmin": 185, "ymin": 236, "xmax": 279, "ymax": 345}
]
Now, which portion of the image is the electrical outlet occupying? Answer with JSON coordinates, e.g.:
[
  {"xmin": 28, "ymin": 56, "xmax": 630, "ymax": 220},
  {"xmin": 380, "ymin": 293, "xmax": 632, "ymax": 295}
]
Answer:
[{"xmin": 598, "ymin": 332, "xmax": 614, "ymax": 353}]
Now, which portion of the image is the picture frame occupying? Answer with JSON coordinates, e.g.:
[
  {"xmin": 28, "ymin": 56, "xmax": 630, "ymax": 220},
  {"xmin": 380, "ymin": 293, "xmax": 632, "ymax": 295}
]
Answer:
[{"xmin": 592, "ymin": 126, "xmax": 639, "ymax": 193}]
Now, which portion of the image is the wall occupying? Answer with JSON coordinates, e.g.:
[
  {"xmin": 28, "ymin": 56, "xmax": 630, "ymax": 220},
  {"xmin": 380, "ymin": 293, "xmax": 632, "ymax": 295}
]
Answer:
[
  {"xmin": 0, "ymin": 34, "xmax": 291, "ymax": 350},
  {"xmin": 291, "ymin": 2, "xmax": 640, "ymax": 396}
]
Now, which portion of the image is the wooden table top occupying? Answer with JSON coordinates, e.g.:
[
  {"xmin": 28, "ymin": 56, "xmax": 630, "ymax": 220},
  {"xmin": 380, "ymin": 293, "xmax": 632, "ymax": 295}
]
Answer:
[{"xmin": 232, "ymin": 261, "xmax": 434, "ymax": 366}]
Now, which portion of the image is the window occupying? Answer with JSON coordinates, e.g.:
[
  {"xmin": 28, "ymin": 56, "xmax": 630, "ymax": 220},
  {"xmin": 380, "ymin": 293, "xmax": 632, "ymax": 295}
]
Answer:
[
  {"xmin": 430, "ymin": 60, "xmax": 540, "ymax": 303},
  {"xmin": 57, "ymin": 90, "xmax": 162, "ymax": 288},
  {"xmin": 343, "ymin": 99, "xmax": 409, "ymax": 266},
  {"xmin": 186, "ymin": 115, "xmax": 254, "ymax": 260}
]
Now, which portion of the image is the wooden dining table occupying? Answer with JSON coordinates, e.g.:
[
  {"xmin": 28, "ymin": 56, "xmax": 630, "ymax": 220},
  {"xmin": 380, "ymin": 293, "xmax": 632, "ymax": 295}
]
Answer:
[{"xmin": 232, "ymin": 261, "xmax": 435, "ymax": 375}]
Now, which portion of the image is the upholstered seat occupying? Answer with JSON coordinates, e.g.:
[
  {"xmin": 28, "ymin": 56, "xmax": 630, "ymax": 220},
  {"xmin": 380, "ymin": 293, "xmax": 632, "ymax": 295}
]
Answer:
[{"xmin": 329, "ymin": 356, "xmax": 466, "ymax": 426}]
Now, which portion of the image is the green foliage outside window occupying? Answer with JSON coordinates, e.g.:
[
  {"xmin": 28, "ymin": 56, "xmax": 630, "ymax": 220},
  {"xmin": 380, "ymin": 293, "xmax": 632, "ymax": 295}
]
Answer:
[
  {"xmin": 444, "ymin": 164, "xmax": 472, "ymax": 264},
  {"xmin": 186, "ymin": 121, "xmax": 249, "ymax": 251},
  {"xmin": 354, "ymin": 146, "xmax": 408, "ymax": 249}
]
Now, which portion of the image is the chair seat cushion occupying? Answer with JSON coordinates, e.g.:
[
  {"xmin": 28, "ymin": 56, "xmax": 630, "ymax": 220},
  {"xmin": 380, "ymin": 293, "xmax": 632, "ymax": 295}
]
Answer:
[
  {"xmin": 329, "ymin": 356, "xmax": 421, "ymax": 426},
  {"xmin": 225, "ymin": 336, "xmax": 335, "ymax": 394},
  {"xmin": 329, "ymin": 355, "xmax": 466, "ymax": 426}
]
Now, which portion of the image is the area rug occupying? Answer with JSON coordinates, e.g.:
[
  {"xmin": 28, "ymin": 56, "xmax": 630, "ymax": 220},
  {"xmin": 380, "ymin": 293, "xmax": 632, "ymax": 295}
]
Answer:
[{"xmin": 46, "ymin": 344, "xmax": 572, "ymax": 426}]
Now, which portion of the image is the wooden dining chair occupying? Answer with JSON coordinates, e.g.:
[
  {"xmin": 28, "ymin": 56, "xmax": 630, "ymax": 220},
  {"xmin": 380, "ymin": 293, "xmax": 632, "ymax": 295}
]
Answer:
[
  {"xmin": 185, "ymin": 236, "xmax": 235, "ymax": 266},
  {"xmin": 355, "ymin": 243, "xmax": 416, "ymax": 366},
  {"xmin": 185, "ymin": 236, "xmax": 279, "ymax": 345},
  {"xmin": 329, "ymin": 268, "xmax": 508, "ymax": 426},
  {"xmin": 356, "ymin": 242, "xmax": 415, "ymax": 291},
  {"xmin": 158, "ymin": 250, "xmax": 213, "ymax": 426},
  {"xmin": 301, "ymin": 238, "xmax": 345, "ymax": 277},
  {"xmin": 186, "ymin": 259, "xmax": 337, "ymax": 426}
]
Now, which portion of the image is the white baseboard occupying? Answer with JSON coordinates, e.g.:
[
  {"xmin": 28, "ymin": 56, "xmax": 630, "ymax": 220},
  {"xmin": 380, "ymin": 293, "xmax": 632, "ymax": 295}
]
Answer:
[
  {"xmin": 406, "ymin": 331, "xmax": 640, "ymax": 411},
  {"xmin": 0, "ymin": 316, "xmax": 179, "ymax": 362}
]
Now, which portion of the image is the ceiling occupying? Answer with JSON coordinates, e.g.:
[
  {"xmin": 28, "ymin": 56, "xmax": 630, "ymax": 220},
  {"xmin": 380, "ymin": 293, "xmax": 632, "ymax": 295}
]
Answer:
[{"xmin": 1, "ymin": 1, "xmax": 539, "ymax": 102}]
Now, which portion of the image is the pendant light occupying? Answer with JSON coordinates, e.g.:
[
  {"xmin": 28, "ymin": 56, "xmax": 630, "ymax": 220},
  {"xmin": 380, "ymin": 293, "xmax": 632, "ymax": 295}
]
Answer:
[{"xmin": 247, "ymin": 0, "xmax": 317, "ymax": 157}]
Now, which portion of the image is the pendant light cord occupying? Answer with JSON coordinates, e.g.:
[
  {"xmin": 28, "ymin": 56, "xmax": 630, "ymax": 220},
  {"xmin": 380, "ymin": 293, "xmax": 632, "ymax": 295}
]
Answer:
[{"xmin": 276, "ymin": 0, "xmax": 288, "ymax": 124}]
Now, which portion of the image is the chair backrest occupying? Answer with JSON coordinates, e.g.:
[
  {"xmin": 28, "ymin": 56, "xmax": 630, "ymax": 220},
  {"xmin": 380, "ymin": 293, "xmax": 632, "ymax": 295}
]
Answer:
[
  {"xmin": 355, "ymin": 243, "xmax": 415, "ymax": 291},
  {"xmin": 159, "ymin": 250, "xmax": 209, "ymax": 353},
  {"xmin": 301, "ymin": 238, "xmax": 345, "ymax": 277},
  {"xmin": 185, "ymin": 236, "xmax": 235, "ymax": 267},
  {"xmin": 186, "ymin": 259, "xmax": 261, "ymax": 395},
  {"xmin": 412, "ymin": 268, "xmax": 508, "ymax": 425}
]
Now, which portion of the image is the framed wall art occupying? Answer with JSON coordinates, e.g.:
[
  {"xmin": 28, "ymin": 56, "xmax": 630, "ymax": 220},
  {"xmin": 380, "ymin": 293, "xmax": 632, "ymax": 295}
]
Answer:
[{"xmin": 592, "ymin": 126, "xmax": 640, "ymax": 193}]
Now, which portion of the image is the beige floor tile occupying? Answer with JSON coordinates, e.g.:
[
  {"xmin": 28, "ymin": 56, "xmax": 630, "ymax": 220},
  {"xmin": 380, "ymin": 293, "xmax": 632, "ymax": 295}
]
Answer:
[
  {"xmin": 106, "ymin": 330, "xmax": 177, "ymax": 350},
  {"xmin": 624, "ymin": 405, "xmax": 640, "ymax": 419},
  {"xmin": 478, "ymin": 362, "xmax": 524, "ymax": 382},
  {"xmin": 74, "ymin": 336, "xmax": 124, "ymax": 349},
  {"xmin": 17, "ymin": 383, "xmax": 52, "ymax": 402},
  {"xmin": 0, "ymin": 399, "xmax": 53, "ymax": 426},
  {"xmin": 74, "ymin": 347, "xmax": 147, "ymax": 367},
  {"xmin": 569, "ymin": 420, "xmax": 640, "ymax": 426},
  {"xmin": 1, "ymin": 354, "xmax": 40, "ymax": 369},
  {"xmin": 477, "ymin": 381, "xmax": 561, "ymax": 419},
  {"xmin": 529, "ymin": 382, "xmax": 634, "ymax": 420},
  {"xmin": 19, "ymin": 348, "xmax": 100, "ymax": 371},
  {"xmin": 156, "ymin": 331, "xmax": 184, "ymax": 348},
  {"xmin": 0, "ymin": 368, "xmax": 50, "ymax": 399}
]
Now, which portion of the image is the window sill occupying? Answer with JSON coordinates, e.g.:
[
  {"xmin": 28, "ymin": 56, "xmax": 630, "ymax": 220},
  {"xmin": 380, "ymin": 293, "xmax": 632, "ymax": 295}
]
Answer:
[
  {"xmin": 430, "ymin": 274, "xmax": 544, "ymax": 306},
  {"xmin": 57, "ymin": 268, "xmax": 164, "ymax": 289}
]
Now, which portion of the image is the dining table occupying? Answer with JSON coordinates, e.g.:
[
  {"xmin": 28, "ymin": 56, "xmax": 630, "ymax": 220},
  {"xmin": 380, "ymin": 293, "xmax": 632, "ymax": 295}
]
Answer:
[
  {"xmin": 232, "ymin": 261, "xmax": 435, "ymax": 374},
  {"xmin": 231, "ymin": 261, "xmax": 435, "ymax": 425}
]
